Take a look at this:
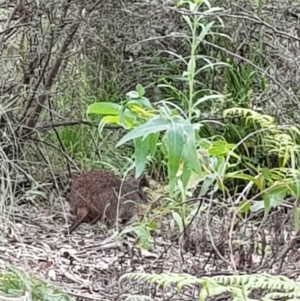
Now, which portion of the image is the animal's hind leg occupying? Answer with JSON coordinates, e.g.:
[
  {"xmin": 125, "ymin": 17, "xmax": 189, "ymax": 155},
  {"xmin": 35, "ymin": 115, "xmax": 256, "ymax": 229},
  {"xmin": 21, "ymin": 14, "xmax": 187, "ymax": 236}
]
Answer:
[{"xmin": 66, "ymin": 207, "xmax": 89, "ymax": 235}]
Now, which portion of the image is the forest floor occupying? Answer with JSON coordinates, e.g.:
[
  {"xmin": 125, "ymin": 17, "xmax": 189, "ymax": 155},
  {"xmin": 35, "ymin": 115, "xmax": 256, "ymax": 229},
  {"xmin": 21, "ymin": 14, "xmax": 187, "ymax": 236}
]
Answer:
[{"xmin": 0, "ymin": 198, "xmax": 299, "ymax": 301}]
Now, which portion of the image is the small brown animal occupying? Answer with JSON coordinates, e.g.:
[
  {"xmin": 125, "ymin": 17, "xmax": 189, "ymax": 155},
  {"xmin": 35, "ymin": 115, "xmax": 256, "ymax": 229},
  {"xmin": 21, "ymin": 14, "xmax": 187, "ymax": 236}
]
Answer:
[{"xmin": 66, "ymin": 169, "xmax": 149, "ymax": 234}]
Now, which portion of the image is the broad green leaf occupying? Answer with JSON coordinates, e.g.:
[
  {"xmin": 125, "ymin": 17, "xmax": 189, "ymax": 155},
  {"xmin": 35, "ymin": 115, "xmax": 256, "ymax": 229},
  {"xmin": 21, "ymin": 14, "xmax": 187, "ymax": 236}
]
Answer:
[
  {"xmin": 148, "ymin": 133, "xmax": 159, "ymax": 157},
  {"xmin": 182, "ymin": 123, "xmax": 202, "ymax": 174},
  {"xmin": 133, "ymin": 137, "xmax": 149, "ymax": 178},
  {"xmin": 181, "ymin": 160, "xmax": 192, "ymax": 190},
  {"xmin": 166, "ymin": 122, "xmax": 185, "ymax": 181},
  {"xmin": 116, "ymin": 117, "xmax": 170, "ymax": 147},
  {"xmin": 87, "ymin": 102, "xmax": 120, "ymax": 116},
  {"xmin": 160, "ymin": 134, "xmax": 168, "ymax": 157}
]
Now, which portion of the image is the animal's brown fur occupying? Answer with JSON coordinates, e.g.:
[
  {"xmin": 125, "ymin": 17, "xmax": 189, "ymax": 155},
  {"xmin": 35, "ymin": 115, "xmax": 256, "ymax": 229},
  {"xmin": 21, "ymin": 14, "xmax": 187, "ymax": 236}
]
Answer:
[{"xmin": 66, "ymin": 169, "xmax": 149, "ymax": 234}]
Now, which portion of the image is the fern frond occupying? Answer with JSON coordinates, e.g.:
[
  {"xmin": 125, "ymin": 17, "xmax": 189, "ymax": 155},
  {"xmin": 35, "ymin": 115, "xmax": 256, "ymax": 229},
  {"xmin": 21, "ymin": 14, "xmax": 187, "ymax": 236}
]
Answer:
[
  {"xmin": 223, "ymin": 107, "xmax": 275, "ymax": 128},
  {"xmin": 223, "ymin": 107, "xmax": 300, "ymax": 168},
  {"xmin": 120, "ymin": 272, "xmax": 300, "ymax": 301}
]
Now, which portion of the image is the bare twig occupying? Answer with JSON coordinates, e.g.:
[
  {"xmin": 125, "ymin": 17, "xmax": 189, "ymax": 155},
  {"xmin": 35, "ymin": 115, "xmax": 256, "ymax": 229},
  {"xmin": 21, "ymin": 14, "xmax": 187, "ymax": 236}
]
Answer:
[{"xmin": 36, "ymin": 120, "xmax": 120, "ymax": 132}]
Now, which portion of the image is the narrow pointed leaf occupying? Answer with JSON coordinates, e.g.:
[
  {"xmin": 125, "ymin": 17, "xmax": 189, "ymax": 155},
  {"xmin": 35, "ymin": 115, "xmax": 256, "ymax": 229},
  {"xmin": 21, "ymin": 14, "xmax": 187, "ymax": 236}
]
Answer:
[
  {"xmin": 148, "ymin": 133, "xmax": 159, "ymax": 157},
  {"xmin": 133, "ymin": 137, "xmax": 149, "ymax": 178},
  {"xmin": 87, "ymin": 102, "xmax": 120, "ymax": 116},
  {"xmin": 181, "ymin": 160, "xmax": 192, "ymax": 190},
  {"xmin": 116, "ymin": 117, "xmax": 170, "ymax": 147},
  {"xmin": 166, "ymin": 122, "xmax": 185, "ymax": 181},
  {"xmin": 182, "ymin": 123, "xmax": 202, "ymax": 174}
]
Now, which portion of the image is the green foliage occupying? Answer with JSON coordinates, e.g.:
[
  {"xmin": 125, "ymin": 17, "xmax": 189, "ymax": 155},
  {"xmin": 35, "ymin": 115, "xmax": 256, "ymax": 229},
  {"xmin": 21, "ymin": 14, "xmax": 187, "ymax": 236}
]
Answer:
[
  {"xmin": 86, "ymin": 0, "xmax": 229, "ymax": 198},
  {"xmin": 223, "ymin": 107, "xmax": 300, "ymax": 166},
  {"xmin": 41, "ymin": 58, "xmax": 130, "ymax": 172},
  {"xmin": 84, "ymin": 0, "xmax": 300, "ymax": 234},
  {"xmin": 120, "ymin": 272, "xmax": 300, "ymax": 301},
  {"xmin": 0, "ymin": 267, "xmax": 74, "ymax": 301},
  {"xmin": 217, "ymin": 108, "xmax": 300, "ymax": 222},
  {"xmin": 221, "ymin": 60, "xmax": 266, "ymax": 109},
  {"xmin": 121, "ymin": 221, "xmax": 158, "ymax": 250}
]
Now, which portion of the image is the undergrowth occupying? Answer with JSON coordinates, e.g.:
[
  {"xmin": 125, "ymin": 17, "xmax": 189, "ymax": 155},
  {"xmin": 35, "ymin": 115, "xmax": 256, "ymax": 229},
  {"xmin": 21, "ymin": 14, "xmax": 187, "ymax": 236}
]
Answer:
[
  {"xmin": 0, "ymin": 265, "xmax": 74, "ymax": 301},
  {"xmin": 1, "ymin": 0, "xmax": 300, "ymax": 299},
  {"xmin": 120, "ymin": 272, "xmax": 300, "ymax": 301},
  {"xmin": 41, "ymin": 59, "xmax": 130, "ymax": 172},
  {"xmin": 87, "ymin": 0, "xmax": 300, "ymax": 227}
]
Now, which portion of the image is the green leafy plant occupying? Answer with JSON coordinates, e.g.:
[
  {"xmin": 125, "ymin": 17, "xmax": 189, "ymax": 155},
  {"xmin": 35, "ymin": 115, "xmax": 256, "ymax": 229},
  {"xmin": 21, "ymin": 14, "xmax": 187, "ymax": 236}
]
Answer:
[
  {"xmin": 86, "ymin": 0, "xmax": 300, "ymax": 236},
  {"xmin": 0, "ymin": 266, "xmax": 74, "ymax": 301},
  {"xmin": 121, "ymin": 221, "xmax": 158, "ymax": 250},
  {"xmin": 217, "ymin": 108, "xmax": 300, "ymax": 223},
  {"xmin": 120, "ymin": 272, "xmax": 300, "ymax": 301},
  {"xmin": 87, "ymin": 0, "xmax": 230, "ymax": 198}
]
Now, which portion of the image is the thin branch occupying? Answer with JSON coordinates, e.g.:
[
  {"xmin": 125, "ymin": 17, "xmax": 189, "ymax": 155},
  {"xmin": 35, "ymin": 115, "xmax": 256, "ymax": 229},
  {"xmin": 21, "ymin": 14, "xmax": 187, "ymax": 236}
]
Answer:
[
  {"xmin": 35, "ymin": 120, "xmax": 121, "ymax": 133},
  {"xmin": 20, "ymin": 20, "xmax": 81, "ymax": 134}
]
